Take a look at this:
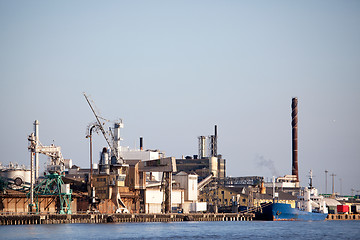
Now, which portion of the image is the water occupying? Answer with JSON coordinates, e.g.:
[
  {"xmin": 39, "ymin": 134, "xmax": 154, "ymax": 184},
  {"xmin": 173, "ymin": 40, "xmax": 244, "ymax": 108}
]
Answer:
[{"xmin": 1, "ymin": 221, "xmax": 359, "ymax": 240}]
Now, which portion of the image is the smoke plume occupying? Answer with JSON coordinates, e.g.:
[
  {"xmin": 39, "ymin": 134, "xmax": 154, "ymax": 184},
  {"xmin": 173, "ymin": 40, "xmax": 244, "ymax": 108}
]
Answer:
[{"xmin": 255, "ymin": 155, "xmax": 279, "ymax": 177}]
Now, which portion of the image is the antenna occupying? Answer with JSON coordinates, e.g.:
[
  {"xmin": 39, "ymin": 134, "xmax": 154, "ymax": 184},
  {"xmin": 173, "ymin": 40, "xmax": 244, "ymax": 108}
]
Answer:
[{"xmin": 308, "ymin": 170, "xmax": 314, "ymax": 189}]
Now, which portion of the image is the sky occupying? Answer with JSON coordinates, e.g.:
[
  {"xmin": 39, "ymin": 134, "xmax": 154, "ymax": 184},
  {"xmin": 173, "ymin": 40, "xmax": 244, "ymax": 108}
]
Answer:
[{"xmin": 0, "ymin": 1, "xmax": 359, "ymax": 195}]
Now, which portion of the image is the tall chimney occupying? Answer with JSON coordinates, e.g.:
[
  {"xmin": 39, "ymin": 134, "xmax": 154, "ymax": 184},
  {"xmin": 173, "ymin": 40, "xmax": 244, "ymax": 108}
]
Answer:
[
  {"xmin": 198, "ymin": 136, "xmax": 206, "ymax": 159},
  {"xmin": 291, "ymin": 98, "xmax": 299, "ymax": 182},
  {"xmin": 34, "ymin": 120, "xmax": 39, "ymax": 180},
  {"xmin": 214, "ymin": 125, "xmax": 218, "ymax": 156},
  {"xmin": 211, "ymin": 125, "xmax": 218, "ymax": 157},
  {"xmin": 140, "ymin": 137, "xmax": 143, "ymax": 151}
]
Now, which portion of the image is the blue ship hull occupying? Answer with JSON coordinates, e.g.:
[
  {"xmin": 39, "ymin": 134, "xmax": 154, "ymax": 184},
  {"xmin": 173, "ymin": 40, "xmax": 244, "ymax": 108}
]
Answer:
[{"xmin": 258, "ymin": 203, "xmax": 328, "ymax": 221}]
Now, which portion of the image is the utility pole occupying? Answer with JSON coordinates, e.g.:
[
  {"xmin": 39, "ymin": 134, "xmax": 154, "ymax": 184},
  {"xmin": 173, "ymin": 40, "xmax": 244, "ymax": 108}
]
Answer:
[
  {"xmin": 325, "ymin": 170, "xmax": 328, "ymax": 194},
  {"xmin": 330, "ymin": 173, "xmax": 336, "ymax": 197}
]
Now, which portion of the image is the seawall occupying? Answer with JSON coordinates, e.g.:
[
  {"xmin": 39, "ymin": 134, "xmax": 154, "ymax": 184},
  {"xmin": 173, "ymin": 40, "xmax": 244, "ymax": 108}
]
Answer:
[
  {"xmin": 327, "ymin": 214, "xmax": 360, "ymax": 220},
  {"xmin": 0, "ymin": 212, "xmax": 254, "ymax": 225}
]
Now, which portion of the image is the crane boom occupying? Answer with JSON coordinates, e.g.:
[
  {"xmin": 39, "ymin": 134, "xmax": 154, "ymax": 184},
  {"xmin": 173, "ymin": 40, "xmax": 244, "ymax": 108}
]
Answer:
[
  {"xmin": 83, "ymin": 93, "xmax": 121, "ymax": 162},
  {"xmin": 28, "ymin": 133, "xmax": 66, "ymax": 174}
]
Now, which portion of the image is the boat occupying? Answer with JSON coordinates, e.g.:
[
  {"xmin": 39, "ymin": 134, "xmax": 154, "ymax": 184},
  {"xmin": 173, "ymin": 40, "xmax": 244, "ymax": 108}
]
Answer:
[
  {"xmin": 257, "ymin": 170, "xmax": 328, "ymax": 221},
  {"xmin": 261, "ymin": 202, "xmax": 328, "ymax": 221}
]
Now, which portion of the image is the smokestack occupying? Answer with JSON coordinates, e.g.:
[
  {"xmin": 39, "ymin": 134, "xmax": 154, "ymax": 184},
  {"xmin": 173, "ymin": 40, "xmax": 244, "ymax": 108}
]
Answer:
[
  {"xmin": 34, "ymin": 120, "xmax": 39, "ymax": 180},
  {"xmin": 291, "ymin": 98, "xmax": 299, "ymax": 182},
  {"xmin": 140, "ymin": 137, "xmax": 143, "ymax": 151},
  {"xmin": 209, "ymin": 125, "xmax": 218, "ymax": 157},
  {"xmin": 214, "ymin": 125, "xmax": 218, "ymax": 157},
  {"xmin": 198, "ymin": 136, "xmax": 206, "ymax": 159}
]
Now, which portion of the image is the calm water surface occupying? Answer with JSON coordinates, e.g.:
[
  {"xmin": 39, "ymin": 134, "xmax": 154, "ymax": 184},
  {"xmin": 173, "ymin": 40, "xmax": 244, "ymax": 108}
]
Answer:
[{"xmin": 1, "ymin": 221, "xmax": 359, "ymax": 239}]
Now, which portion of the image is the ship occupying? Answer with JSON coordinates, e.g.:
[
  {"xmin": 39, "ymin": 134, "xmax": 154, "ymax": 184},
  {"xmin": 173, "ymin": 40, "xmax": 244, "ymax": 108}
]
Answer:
[
  {"xmin": 257, "ymin": 171, "xmax": 328, "ymax": 221},
  {"xmin": 260, "ymin": 202, "xmax": 328, "ymax": 221}
]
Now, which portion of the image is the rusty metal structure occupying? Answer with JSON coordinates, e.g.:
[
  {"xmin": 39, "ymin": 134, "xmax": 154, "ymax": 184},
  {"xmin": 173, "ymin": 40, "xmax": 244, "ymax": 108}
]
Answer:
[{"xmin": 291, "ymin": 98, "xmax": 299, "ymax": 182}]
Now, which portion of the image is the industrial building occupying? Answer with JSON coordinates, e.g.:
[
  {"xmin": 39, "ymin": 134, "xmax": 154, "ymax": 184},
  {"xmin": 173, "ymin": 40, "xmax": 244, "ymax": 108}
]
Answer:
[
  {"xmin": 1, "ymin": 96, "xmax": 360, "ymax": 220},
  {"xmin": 176, "ymin": 126, "xmax": 226, "ymax": 181}
]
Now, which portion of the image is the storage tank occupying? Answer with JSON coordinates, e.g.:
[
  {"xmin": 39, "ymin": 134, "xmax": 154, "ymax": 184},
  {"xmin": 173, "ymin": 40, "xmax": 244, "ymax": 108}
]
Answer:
[{"xmin": 0, "ymin": 164, "xmax": 31, "ymax": 189}]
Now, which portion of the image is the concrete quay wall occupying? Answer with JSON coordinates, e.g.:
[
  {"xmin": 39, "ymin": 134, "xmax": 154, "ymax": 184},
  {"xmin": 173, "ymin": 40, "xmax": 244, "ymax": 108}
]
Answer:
[
  {"xmin": 0, "ymin": 213, "xmax": 254, "ymax": 225},
  {"xmin": 327, "ymin": 214, "xmax": 360, "ymax": 220}
]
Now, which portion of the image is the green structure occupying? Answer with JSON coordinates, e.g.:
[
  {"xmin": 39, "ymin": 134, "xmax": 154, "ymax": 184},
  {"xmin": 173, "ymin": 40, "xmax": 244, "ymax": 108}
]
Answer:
[
  {"xmin": 27, "ymin": 127, "xmax": 73, "ymax": 215},
  {"xmin": 0, "ymin": 176, "xmax": 7, "ymax": 193},
  {"xmin": 27, "ymin": 173, "xmax": 72, "ymax": 214}
]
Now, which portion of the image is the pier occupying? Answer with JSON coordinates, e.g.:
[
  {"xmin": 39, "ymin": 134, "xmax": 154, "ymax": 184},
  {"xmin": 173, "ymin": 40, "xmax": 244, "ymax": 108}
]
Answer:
[
  {"xmin": 327, "ymin": 214, "xmax": 360, "ymax": 221},
  {"xmin": 0, "ymin": 212, "xmax": 254, "ymax": 225}
]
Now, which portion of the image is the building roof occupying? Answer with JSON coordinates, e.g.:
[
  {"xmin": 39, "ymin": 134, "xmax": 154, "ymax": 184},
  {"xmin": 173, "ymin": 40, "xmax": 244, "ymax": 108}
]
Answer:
[{"xmin": 324, "ymin": 198, "xmax": 342, "ymax": 207}]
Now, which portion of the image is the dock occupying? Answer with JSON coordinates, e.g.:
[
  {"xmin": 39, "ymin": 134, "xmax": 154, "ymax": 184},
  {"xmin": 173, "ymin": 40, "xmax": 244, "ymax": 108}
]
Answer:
[
  {"xmin": 327, "ymin": 214, "xmax": 360, "ymax": 220},
  {"xmin": 0, "ymin": 212, "xmax": 254, "ymax": 225}
]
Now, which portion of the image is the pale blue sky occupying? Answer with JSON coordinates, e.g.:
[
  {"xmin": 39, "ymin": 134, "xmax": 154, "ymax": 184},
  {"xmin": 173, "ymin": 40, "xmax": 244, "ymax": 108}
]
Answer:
[{"xmin": 1, "ymin": 1, "xmax": 359, "ymax": 195}]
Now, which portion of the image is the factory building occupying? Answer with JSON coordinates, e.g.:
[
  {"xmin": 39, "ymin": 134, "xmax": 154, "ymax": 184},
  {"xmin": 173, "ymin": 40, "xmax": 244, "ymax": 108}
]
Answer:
[
  {"xmin": 207, "ymin": 186, "xmax": 248, "ymax": 212},
  {"xmin": 176, "ymin": 126, "xmax": 226, "ymax": 181},
  {"xmin": 176, "ymin": 155, "xmax": 226, "ymax": 181},
  {"xmin": 173, "ymin": 171, "xmax": 207, "ymax": 213},
  {"xmin": 144, "ymin": 187, "xmax": 183, "ymax": 214}
]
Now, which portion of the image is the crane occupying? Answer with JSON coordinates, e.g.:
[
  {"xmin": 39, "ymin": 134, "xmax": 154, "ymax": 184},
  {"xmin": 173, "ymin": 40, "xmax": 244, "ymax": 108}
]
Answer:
[
  {"xmin": 27, "ymin": 129, "xmax": 72, "ymax": 214},
  {"xmin": 83, "ymin": 93, "xmax": 129, "ymax": 213},
  {"xmin": 83, "ymin": 93, "xmax": 123, "ymax": 164},
  {"xmin": 28, "ymin": 133, "xmax": 66, "ymax": 174}
]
